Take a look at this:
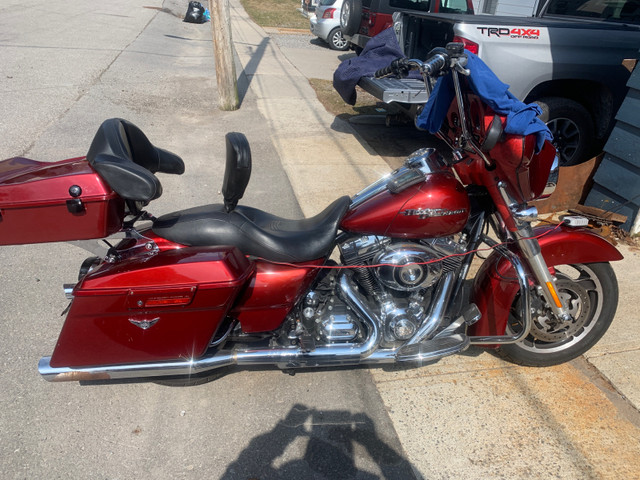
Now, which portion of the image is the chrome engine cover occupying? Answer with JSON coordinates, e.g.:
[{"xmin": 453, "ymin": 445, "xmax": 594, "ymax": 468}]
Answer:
[
  {"xmin": 374, "ymin": 243, "xmax": 442, "ymax": 292},
  {"xmin": 338, "ymin": 235, "xmax": 466, "ymax": 346},
  {"xmin": 301, "ymin": 290, "xmax": 361, "ymax": 344},
  {"xmin": 318, "ymin": 301, "xmax": 359, "ymax": 342}
]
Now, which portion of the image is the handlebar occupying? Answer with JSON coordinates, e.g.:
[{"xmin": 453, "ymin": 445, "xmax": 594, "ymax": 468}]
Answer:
[
  {"xmin": 373, "ymin": 43, "xmax": 466, "ymax": 79},
  {"xmin": 372, "ymin": 42, "xmax": 493, "ymax": 168},
  {"xmin": 373, "ymin": 58, "xmax": 410, "ymax": 79}
]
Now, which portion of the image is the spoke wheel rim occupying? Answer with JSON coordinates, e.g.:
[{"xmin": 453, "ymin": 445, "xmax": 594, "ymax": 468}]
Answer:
[{"xmin": 332, "ymin": 30, "xmax": 347, "ymax": 49}]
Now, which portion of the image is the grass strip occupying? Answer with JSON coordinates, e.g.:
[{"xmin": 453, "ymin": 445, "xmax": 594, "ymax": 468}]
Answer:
[{"xmin": 239, "ymin": 0, "xmax": 310, "ymax": 29}]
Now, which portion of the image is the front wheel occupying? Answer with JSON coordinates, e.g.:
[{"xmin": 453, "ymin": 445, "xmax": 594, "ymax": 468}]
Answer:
[{"xmin": 497, "ymin": 262, "xmax": 618, "ymax": 367}]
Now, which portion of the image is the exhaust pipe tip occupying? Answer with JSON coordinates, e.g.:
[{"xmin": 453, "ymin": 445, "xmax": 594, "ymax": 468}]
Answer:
[
  {"xmin": 38, "ymin": 354, "xmax": 237, "ymax": 383},
  {"xmin": 39, "ymin": 357, "xmax": 111, "ymax": 382}
]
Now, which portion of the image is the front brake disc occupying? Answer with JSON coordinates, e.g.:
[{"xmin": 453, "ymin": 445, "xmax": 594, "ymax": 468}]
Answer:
[{"xmin": 530, "ymin": 279, "xmax": 591, "ymax": 343}]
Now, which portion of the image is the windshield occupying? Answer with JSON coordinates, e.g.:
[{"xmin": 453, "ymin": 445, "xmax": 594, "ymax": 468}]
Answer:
[
  {"xmin": 439, "ymin": 0, "xmax": 472, "ymax": 13},
  {"xmin": 545, "ymin": 0, "xmax": 640, "ymax": 23},
  {"xmin": 319, "ymin": 0, "xmax": 337, "ymax": 5},
  {"xmin": 387, "ymin": 0, "xmax": 472, "ymax": 14}
]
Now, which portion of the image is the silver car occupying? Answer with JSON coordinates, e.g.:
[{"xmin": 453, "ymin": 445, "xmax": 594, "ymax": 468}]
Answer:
[{"xmin": 310, "ymin": 0, "xmax": 349, "ymax": 51}]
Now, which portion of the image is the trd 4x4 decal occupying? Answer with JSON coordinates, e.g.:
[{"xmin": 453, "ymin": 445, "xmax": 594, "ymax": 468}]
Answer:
[{"xmin": 477, "ymin": 27, "xmax": 540, "ymax": 39}]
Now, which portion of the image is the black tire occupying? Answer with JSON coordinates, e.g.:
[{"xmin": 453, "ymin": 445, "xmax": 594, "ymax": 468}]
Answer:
[
  {"xmin": 328, "ymin": 27, "xmax": 349, "ymax": 51},
  {"xmin": 535, "ymin": 96, "xmax": 595, "ymax": 167},
  {"xmin": 497, "ymin": 262, "xmax": 618, "ymax": 367},
  {"xmin": 340, "ymin": 0, "xmax": 362, "ymax": 36}
]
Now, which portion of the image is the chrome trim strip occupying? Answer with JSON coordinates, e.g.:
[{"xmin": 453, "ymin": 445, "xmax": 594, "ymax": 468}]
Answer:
[
  {"xmin": 349, "ymin": 148, "xmax": 445, "ymax": 209},
  {"xmin": 349, "ymin": 174, "xmax": 392, "ymax": 209}
]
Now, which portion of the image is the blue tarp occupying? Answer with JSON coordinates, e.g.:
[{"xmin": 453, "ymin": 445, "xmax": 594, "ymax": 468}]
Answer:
[{"xmin": 416, "ymin": 51, "xmax": 552, "ymax": 152}]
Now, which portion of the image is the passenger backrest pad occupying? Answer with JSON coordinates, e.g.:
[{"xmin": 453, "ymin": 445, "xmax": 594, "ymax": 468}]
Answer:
[
  {"xmin": 87, "ymin": 118, "xmax": 184, "ymax": 203},
  {"xmin": 222, "ymin": 132, "xmax": 252, "ymax": 212}
]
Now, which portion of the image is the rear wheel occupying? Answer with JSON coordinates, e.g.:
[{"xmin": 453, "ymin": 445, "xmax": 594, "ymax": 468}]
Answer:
[
  {"xmin": 497, "ymin": 263, "xmax": 618, "ymax": 367},
  {"xmin": 535, "ymin": 97, "xmax": 594, "ymax": 166},
  {"xmin": 328, "ymin": 27, "xmax": 349, "ymax": 51},
  {"xmin": 340, "ymin": 0, "xmax": 361, "ymax": 36}
]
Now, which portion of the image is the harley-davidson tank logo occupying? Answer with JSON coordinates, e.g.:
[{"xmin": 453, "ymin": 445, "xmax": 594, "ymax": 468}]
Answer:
[
  {"xmin": 129, "ymin": 317, "xmax": 160, "ymax": 330},
  {"xmin": 401, "ymin": 208, "xmax": 467, "ymax": 219}
]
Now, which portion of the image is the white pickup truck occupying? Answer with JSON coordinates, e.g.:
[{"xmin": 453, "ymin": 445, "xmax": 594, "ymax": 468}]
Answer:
[{"xmin": 360, "ymin": 0, "xmax": 640, "ymax": 165}]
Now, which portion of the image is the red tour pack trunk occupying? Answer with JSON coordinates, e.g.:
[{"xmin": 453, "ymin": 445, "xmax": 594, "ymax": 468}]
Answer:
[{"xmin": 0, "ymin": 157, "xmax": 125, "ymax": 245}]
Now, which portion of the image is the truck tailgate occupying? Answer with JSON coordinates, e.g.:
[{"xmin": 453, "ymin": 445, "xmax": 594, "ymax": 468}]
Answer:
[{"xmin": 359, "ymin": 77, "xmax": 428, "ymax": 104}]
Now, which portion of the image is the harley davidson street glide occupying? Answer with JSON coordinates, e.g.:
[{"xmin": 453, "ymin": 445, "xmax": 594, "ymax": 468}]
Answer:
[{"xmin": 0, "ymin": 43, "xmax": 621, "ymax": 383}]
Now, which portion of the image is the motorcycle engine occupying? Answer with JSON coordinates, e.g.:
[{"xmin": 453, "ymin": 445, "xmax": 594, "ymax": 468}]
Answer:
[
  {"xmin": 337, "ymin": 235, "xmax": 464, "ymax": 346},
  {"xmin": 295, "ymin": 235, "xmax": 464, "ymax": 349}
]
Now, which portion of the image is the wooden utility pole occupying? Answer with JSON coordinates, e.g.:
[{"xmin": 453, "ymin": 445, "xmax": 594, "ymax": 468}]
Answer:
[{"xmin": 209, "ymin": 0, "xmax": 239, "ymax": 111}]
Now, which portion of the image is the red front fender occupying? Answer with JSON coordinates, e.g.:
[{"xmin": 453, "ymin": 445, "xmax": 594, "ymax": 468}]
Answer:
[{"xmin": 468, "ymin": 226, "xmax": 623, "ymax": 338}]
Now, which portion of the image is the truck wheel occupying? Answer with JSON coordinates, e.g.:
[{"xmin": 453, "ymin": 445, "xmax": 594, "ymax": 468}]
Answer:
[
  {"xmin": 340, "ymin": 0, "xmax": 362, "ymax": 36},
  {"xmin": 328, "ymin": 27, "xmax": 349, "ymax": 51},
  {"xmin": 535, "ymin": 97, "xmax": 594, "ymax": 166}
]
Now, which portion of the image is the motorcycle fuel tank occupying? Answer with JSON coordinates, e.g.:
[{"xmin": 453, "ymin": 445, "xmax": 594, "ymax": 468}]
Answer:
[{"xmin": 341, "ymin": 151, "xmax": 470, "ymax": 238}]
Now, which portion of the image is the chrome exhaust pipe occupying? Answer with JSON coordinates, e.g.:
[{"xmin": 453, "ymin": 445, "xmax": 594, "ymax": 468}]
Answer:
[
  {"xmin": 38, "ymin": 352, "xmax": 236, "ymax": 382},
  {"xmin": 404, "ymin": 271, "xmax": 456, "ymax": 347},
  {"xmin": 39, "ymin": 274, "xmax": 384, "ymax": 382}
]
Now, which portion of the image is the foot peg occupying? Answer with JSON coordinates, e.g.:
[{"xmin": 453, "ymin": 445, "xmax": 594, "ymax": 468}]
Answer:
[
  {"xmin": 396, "ymin": 334, "xmax": 470, "ymax": 363},
  {"xmin": 434, "ymin": 303, "xmax": 481, "ymax": 339}
]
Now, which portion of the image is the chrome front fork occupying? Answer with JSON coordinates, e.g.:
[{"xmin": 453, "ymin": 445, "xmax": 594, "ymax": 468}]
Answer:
[{"xmin": 497, "ymin": 182, "xmax": 571, "ymax": 321}]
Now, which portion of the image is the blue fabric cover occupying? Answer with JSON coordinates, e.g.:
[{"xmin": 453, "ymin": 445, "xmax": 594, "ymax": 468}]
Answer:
[
  {"xmin": 333, "ymin": 28, "xmax": 410, "ymax": 105},
  {"xmin": 416, "ymin": 51, "xmax": 552, "ymax": 152}
]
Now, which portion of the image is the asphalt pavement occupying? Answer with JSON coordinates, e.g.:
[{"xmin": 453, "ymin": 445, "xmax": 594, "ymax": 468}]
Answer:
[{"xmin": 1, "ymin": 0, "xmax": 639, "ymax": 479}]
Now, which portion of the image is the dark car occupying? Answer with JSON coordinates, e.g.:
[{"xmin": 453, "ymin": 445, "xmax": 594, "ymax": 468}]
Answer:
[{"xmin": 340, "ymin": 0, "xmax": 473, "ymax": 52}]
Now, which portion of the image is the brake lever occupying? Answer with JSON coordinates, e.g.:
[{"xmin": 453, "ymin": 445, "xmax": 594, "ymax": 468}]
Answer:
[{"xmin": 454, "ymin": 62, "xmax": 470, "ymax": 76}]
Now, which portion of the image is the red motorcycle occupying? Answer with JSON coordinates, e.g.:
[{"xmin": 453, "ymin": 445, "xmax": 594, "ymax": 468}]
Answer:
[{"xmin": 0, "ymin": 44, "xmax": 621, "ymax": 383}]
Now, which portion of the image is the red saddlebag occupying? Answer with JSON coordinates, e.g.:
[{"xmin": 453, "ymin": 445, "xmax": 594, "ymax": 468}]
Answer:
[{"xmin": 50, "ymin": 246, "xmax": 254, "ymax": 368}]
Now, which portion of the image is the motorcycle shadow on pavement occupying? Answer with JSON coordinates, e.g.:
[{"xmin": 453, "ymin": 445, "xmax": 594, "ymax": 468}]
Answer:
[{"xmin": 219, "ymin": 403, "xmax": 418, "ymax": 479}]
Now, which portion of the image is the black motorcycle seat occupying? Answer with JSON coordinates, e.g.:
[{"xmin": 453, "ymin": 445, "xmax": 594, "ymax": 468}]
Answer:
[
  {"xmin": 87, "ymin": 118, "xmax": 185, "ymax": 203},
  {"xmin": 152, "ymin": 196, "xmax": 351, "ymax": 263}
]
